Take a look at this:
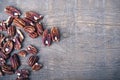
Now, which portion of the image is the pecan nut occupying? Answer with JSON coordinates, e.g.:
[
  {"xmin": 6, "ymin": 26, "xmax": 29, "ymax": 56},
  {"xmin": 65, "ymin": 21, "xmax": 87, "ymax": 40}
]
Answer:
[
  {"xmin": 42, "ymin": 29, "xmax": 52, "ymax": 46},
  {"xmin": 28, "ymin": 55, "xmax": 39, "ymax": 67},
  {"xmin": 0, "ymin": 51, "xmax": 9, "ymax": 59},
  {"xmin": 0, "ymin": 33, "xmax": 5, "ymax": 47},
  {"xmin": 3, "ymin": 40, "xmax": 13, "ymax": 54},
  {"xmin": 32, "ymin": 63, "xmax": 43, "ymax": 71},
  {"xmin": 16, "ymin": 29, "xmax": 24, "ymax": 42},
  {"xmin": 13, "ymin": 18, "xmax": 26, "ymax": 28},
  {"xmin": 0, "ymin": 68, "xmax": 3, "ymax": 76},
  {"xmin": 16, "ymin": 69, "xmax": 29, "ymax": 77},
  {"xmin": 51, "ymin": 27, "xmax": 60, "ymax": 42},
  {"xmin": 7, "ymin": 25, "xmax": 16, "ymax": 37},
  {"xmin": 36, "ymin": 23, "xmax": 44, "ymax": 36},
  {"xmin": 26, "ymin": 45, "xmax": 37, "ymax": 54},
  {"xmin": 24, "ymin": 26, "xmax": 36, "ymax": 33},
  {"xmin": 10, "ymin": 54, "xmax": 20, "ymax": 70},
  {"xmin": 13, "ymin": 37, "xmax": 21, "ymax": 50},
  {"xmin": 4, "ymin": 6, "xmax": 21, "ymax": 17},
  {"xmin": 0, "ymin": 57, "xmax": 6, "ymax": 66},
  {"xmin": 23, "ymin": 18, "xmax": 35, "ymax": 26},
  {"xmin": 5, "ymin": 16, "xmax": 14, "ymax": 27},
  {"xmin": 1, "ymin": 64, "xmax": 14, "ymax": 75},
  {"xmin": 18, "ymin": 50, "xmax": 27, "ymax": 57},
  {"xmin": 28, "ymin": 32, "xmax": 38, "ymax": 38},
  {"xmin": 25, "ymin": 11, "xmax": 43, "ymax": 22},
  {"xmin": 0, "ymin": 21, "xmax": 7, "ymax": 31}
]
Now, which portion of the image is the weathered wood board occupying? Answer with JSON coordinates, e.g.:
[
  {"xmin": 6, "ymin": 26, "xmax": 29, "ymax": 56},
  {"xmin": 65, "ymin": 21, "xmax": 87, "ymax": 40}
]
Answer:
[{"xmin": 0, "ymin": 0, "xmax": 120, "ymax": 80}]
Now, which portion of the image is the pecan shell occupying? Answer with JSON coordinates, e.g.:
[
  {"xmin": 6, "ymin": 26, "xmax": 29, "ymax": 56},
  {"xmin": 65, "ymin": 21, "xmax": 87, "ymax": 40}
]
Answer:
[
  {"xmin": 51, "ymin": 27, "xmax": 60, "ymax": 42},
  {"xmin": 4, "ymin": 6, "xmax": 21, "ymax": 17},
  {"xmin": 28, "ymin": 55, "xmax": 39, "ymax": 67},
  {"xmin": 26, "ymin": 45, "xmax": 37, "ymax": 54},
  {"xmin": 3, "ymin": 40, "xmax": 13, "ymax": 55},
  {"xmin": 42, "ymin": 29, "xmax": 52, "ymax": 46}
]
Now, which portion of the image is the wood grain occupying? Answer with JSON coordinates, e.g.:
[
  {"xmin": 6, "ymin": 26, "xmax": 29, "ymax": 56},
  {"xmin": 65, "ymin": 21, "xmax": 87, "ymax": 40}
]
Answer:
[{"xmin": 0, "ymin": 0, "xmax": 120, "ymax": 80}]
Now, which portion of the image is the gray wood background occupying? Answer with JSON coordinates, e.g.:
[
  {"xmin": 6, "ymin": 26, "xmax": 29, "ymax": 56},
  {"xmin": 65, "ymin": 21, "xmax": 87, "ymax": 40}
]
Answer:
[{"xmin": 0, "ymin": 0, "xmax": 120, "ymax": 80}]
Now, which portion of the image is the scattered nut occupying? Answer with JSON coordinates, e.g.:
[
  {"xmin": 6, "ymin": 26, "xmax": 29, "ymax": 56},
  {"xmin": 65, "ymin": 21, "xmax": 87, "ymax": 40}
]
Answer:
[
  {"xmin": 36, "ymin": 23, "xmax": 44, "ymax": 36},
  {"xmin": 42, "ymin": 29, "xmax": 52, "ymax": 46},
  {"xmin": 24, "ymin": 26, "xmax": 36, "ymax": 33},
  {"xmin": 7, "ymin": 25, "xmax": 16, "ymax": 37},
  {"xmin": 5, "ymin": 6, "xmax": 21, "ymax": 17},
  {"xmin": 10, "ymin": 54, "xmax": 20, "ymax": 70},
  {"xmin": 26, "ymin": 45, "xmax": 38, "ymax": 54},
  {"xmin": 51, "ymin": 27, "xmax": 60, "ymax": 42},
  {"xmin": 1, "ymin": 64, "xmax": 14, "ymax": 75},
  {"xmin": 18, "ymin": 50, "xmax": 27, "ymax": 57},
  {"xmin": 25, "ymin": 11, "xmax": 43, "ymax": 22},
  {"xmin": 28, "ymin": 55, "xmax": 39, "ymax": 67},
  {"xmin": 13, "ymin": 18, "xmax": 26, "ymax": 28},
  {"xmin": 32, "ymin": 63, "xmax": 43, "ymax": 71},
  {"xmin": 3, "ymin": 40, "xmax": 13, "ymax": 55}
]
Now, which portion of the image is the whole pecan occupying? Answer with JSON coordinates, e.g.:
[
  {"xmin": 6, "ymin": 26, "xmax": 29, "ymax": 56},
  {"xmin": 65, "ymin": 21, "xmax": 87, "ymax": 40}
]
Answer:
[
  {"xmin": 13, "ymin": 37, "xmax": 21, "ymax": 50},
  {"xmin": 36, "ymin": 23, "xmax": 44, "ymax": 36},
  {"xmin": 24, "ymin": 26, "xmax": 36, "ymax": 33},
  {"xmin": 26, "ymin": 45, "xmax": 38, "ymax": 54},
  {"xmin": 7, "ymin": 25, "xmax": 16, "ymax": 37},
  {"xmin": 32, "ymin": 63, "xmax": 43, "ymax": 71},
  {"xmin": 28, "ymin": 55, "xmax": 39, "ymax": 67},
  {"xmin": 28, "ymin": 32, "xmax": 38, "ymax": 38},
  {"xmin": 18, "ymin": 50, "xmax": 27, "ymax": 57},
  {"xmin": 13, "ymin": 18, "xmax": 26, "ymax": 28},
  {"xmin": 42, "ymin": 29, "xmax": 52, "ymax": 46},
  {"xmin": 3, "ymin": 40, "xmax": 13, "ymax": 55},
  {"xmin": 10, "ymin": 54, "xmax": 20, "ymax": 70},
  {"xmin": 16, "ymin": 29, "xmax": 24, "ymax": 42},
  {"xmin": 25, "ymin": 11, "xmax": 43, "ymax": 22},
  {"xmin": 4, "ymin": 6, "xmax": 21, "ymax": 17},
  {"xmin": 51, "ymin": 27, "xmax": 60, "ymax": 42},
  {"xmin": 23, "ymin": 18, "xmax": 35, "ymax": 26},
  {"xmin": 1, "ymin": 64, "xmax": 14, "ymax": 75}
]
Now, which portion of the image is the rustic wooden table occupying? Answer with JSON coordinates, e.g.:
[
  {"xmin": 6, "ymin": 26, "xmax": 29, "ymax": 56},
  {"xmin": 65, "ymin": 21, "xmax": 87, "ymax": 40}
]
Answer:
[{"xmin": 0, "ymin": 0, "xmax": 120, "ymax": 80}]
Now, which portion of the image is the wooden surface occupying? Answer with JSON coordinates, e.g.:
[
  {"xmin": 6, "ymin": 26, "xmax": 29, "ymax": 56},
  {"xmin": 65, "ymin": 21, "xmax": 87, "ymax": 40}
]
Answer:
[{"xmin": 0, "ymin": 0, "xmax": 120, "ymax": 80}]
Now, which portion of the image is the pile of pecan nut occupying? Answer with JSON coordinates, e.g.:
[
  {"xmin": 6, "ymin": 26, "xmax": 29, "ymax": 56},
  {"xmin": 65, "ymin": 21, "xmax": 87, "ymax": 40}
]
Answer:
[{"xmin": 0, "ymin": 6, "xmax": 60, "ymax": 80}]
